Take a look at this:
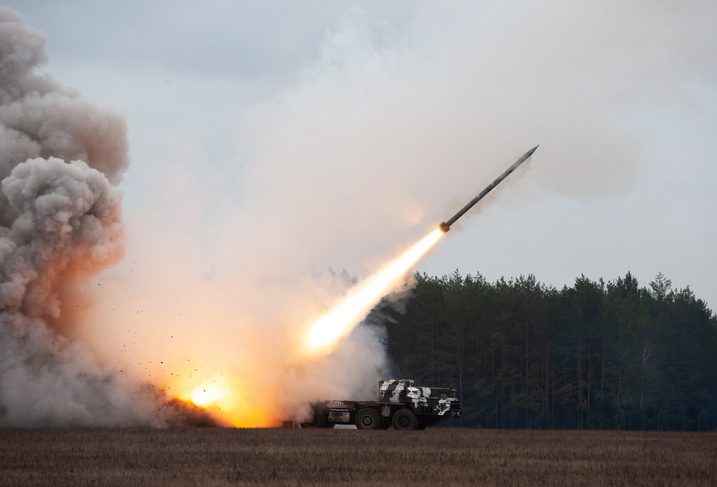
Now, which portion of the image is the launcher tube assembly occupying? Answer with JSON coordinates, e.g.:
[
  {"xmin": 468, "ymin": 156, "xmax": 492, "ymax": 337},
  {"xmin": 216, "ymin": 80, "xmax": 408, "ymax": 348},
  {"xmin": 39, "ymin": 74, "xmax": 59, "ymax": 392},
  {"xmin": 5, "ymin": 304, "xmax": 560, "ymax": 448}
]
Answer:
[{"xmin": 439, "ymin": 145, "xmax": 539, "ymax": 233}]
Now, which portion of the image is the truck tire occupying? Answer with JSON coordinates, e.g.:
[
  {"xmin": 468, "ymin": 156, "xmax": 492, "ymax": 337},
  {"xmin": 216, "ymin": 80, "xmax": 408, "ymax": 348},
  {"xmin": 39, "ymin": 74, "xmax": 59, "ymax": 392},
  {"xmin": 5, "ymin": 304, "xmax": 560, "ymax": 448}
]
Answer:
[
  {"xmin": 356, "ymin": 408, "xmax": 381, "ymax": 430},
  {"xmin": 392, "ymin": 408, "xmax": 419, "ymax": 430},
  {"xmin": 300, "ymin": 410, "xmax": 325, "ymax": 428}
]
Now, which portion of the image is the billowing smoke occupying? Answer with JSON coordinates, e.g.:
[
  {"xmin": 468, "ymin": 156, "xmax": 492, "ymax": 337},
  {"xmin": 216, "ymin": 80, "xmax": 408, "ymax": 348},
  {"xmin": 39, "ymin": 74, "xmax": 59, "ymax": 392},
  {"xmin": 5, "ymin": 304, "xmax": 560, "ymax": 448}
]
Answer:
[{"xmin": 0, "ymin": 7, "xmax": 200, "ymax": 427}]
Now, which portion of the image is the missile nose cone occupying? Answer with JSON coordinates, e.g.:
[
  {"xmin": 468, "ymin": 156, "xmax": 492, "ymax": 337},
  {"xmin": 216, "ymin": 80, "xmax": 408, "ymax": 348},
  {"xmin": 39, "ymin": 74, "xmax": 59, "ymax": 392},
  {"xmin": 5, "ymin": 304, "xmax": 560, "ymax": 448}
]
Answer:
[{"xmin": 526, "ymin": 145, "xmax": 539, "ymax": 157}]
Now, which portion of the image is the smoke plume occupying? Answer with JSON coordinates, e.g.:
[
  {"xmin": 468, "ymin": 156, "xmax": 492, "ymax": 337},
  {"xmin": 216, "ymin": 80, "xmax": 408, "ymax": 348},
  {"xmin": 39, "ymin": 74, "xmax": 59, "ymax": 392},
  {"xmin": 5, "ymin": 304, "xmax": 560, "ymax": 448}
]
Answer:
[{"xmin": 0, "ymin": 7, "xmax": 197, "ymax": 427}]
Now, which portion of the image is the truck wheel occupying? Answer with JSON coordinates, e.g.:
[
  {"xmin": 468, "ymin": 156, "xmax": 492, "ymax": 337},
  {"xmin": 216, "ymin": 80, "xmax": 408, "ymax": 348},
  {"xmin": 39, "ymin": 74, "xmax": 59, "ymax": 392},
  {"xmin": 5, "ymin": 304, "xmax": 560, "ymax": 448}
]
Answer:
[
  {"xmin": 356, "ymin": 408, "xmax": 381, "ymax": 430},
  {"xmin": 300, "ymin": 410, "xmax": 324, "ymax": 428},
  {"xmin": 392, "ymin": 409, "xmax": 419, "ymax": 430}
]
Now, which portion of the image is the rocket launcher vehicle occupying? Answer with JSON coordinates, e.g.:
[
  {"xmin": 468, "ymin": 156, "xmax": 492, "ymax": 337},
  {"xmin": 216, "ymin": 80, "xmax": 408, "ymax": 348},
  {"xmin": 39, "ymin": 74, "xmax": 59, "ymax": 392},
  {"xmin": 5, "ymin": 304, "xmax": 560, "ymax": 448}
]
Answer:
[{"xmin": 439, "ymin": 145, "xmax": 539, "ymax": 233}]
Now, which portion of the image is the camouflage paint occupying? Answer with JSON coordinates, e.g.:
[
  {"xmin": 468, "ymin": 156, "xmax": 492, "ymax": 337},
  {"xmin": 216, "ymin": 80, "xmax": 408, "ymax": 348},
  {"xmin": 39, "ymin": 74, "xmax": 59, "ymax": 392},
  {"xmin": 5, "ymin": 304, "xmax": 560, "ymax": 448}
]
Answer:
[{"xmin": 305, "ymin": 379, "xmax": 461, "ymax": 429}]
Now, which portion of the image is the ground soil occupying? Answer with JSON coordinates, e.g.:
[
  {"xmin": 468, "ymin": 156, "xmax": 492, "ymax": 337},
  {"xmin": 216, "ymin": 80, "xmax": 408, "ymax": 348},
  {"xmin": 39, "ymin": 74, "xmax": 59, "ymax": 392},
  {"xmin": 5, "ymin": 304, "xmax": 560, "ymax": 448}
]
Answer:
[{"xmin": 0, "ymin": 428, "xmax": 715, "ymax": 486}]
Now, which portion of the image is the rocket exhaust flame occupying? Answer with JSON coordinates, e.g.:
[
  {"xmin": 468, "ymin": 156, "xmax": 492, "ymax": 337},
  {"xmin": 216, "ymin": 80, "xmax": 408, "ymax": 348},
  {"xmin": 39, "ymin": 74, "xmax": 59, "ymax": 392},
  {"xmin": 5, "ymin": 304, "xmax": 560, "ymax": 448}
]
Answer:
[{"xmin": 298, "ymin": 229, "xmax": 443, "ymax": 360}]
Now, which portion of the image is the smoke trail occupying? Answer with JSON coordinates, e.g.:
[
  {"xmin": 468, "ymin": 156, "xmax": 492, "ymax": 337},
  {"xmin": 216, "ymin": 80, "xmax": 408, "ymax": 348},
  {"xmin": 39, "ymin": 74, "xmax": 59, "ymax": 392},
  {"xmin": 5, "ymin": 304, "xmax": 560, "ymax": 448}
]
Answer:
[{"xmin": 0, "ymin": 7, "xmax": 202, "ymax": 427}]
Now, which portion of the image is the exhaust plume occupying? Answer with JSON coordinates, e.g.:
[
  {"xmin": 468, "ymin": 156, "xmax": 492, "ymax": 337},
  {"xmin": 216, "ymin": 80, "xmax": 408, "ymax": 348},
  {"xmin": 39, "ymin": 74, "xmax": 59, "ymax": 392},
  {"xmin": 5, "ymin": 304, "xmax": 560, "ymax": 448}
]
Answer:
[{"xmin": 298, "ymin": 230, "xmax": 443, "ymax": 360}]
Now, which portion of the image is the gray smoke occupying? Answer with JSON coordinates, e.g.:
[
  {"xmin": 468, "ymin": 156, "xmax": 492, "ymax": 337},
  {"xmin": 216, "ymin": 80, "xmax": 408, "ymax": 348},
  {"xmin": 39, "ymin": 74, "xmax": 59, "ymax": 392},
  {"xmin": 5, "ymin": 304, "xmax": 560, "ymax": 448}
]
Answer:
[{"xmin": 0, "ymin": 7, "xmax": 175, "ymax": 427}]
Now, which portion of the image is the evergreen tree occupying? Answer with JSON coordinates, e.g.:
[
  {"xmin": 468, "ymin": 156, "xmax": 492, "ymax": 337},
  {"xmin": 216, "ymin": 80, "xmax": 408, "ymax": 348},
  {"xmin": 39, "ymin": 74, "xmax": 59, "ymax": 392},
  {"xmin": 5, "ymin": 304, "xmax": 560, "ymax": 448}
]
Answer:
[{"xmin": 375, "ymin": 271, "xmax": 717, "ymax": 431}]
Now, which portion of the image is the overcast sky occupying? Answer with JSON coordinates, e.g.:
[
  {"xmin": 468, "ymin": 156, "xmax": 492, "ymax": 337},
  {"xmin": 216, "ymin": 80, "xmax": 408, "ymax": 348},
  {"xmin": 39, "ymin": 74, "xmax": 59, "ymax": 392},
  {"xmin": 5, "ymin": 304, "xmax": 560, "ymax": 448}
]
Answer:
[{"xmin": 7, "ymin": 0, "xmax": 717, "ymax": 310}]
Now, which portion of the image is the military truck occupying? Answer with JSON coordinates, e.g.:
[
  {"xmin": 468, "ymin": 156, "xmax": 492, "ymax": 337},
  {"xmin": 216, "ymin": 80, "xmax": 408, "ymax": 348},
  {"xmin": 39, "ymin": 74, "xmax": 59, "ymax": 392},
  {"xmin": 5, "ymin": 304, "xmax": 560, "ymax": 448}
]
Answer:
[{"xmin": 300, "ymin": 379, "xmax": 461, "ymax": 430}]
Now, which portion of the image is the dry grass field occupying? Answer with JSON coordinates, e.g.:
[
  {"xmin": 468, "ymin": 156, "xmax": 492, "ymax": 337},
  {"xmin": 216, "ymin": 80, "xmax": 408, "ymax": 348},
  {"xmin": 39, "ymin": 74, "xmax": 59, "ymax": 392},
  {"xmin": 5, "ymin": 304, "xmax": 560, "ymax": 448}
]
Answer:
[{"xmin": 0, "ymin": 428, "xmax": 715, "ymax": 486}]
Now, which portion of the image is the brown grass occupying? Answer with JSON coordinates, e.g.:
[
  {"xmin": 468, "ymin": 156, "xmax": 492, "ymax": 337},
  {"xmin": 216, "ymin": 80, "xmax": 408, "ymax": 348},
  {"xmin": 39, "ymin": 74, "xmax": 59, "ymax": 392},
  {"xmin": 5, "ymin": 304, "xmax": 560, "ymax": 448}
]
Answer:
[{"xmin": 0, "ymin": 428, "xmax": 714, "ymax": 486}]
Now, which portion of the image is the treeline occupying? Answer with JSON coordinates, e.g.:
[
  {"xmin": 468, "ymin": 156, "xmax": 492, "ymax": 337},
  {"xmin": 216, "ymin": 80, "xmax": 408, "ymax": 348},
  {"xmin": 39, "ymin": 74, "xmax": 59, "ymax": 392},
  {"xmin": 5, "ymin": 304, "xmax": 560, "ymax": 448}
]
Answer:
[{"xmin": 372, "ymin": 271, "xmax": 717, "ymax": 431}]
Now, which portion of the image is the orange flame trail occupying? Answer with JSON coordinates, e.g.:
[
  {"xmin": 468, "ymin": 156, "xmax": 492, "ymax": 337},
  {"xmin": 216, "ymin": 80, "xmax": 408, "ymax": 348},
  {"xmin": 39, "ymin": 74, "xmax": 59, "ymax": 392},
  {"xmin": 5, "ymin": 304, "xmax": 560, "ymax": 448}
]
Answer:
[
  {"xmin": 173, "ymin": 229, "xmax": 443, "ymax": 425},
  {"xmin": 298, "ymin": 229, "xmax": 443, "ymax": 360}
]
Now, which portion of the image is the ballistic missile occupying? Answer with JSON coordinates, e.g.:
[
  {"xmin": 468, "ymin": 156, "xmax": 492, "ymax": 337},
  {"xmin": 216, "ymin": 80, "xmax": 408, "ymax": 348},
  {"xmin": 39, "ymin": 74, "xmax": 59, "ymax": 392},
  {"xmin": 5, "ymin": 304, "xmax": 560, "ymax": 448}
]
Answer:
[{"xmin": 439, "ymin": 145, "xmax": 539, "ymax": 233}]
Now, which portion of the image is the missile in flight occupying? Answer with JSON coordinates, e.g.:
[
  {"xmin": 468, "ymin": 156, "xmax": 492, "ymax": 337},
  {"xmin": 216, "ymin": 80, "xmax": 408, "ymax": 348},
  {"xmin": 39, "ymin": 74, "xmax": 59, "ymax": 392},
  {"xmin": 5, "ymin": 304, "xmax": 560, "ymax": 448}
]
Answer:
[{"xmin": 439, "ymin": 145, "xmax": 539, "ymax": 233}]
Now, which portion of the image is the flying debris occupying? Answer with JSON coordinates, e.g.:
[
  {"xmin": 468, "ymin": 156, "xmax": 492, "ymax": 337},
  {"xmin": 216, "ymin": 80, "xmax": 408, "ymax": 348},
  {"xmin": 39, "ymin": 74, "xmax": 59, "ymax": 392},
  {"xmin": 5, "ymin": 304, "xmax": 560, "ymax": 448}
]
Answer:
[{"xmin": 439, "ymin": 145, "xmax": 539, "ymax": 232}]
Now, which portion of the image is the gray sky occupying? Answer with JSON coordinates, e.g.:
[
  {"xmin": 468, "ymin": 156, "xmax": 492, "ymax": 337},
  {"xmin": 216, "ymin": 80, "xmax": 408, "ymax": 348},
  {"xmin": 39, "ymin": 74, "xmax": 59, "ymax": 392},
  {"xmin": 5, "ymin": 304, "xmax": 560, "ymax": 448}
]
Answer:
[{"xmin": 7, "ymin": 0, "xmax": 717, "ymax": 311}]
